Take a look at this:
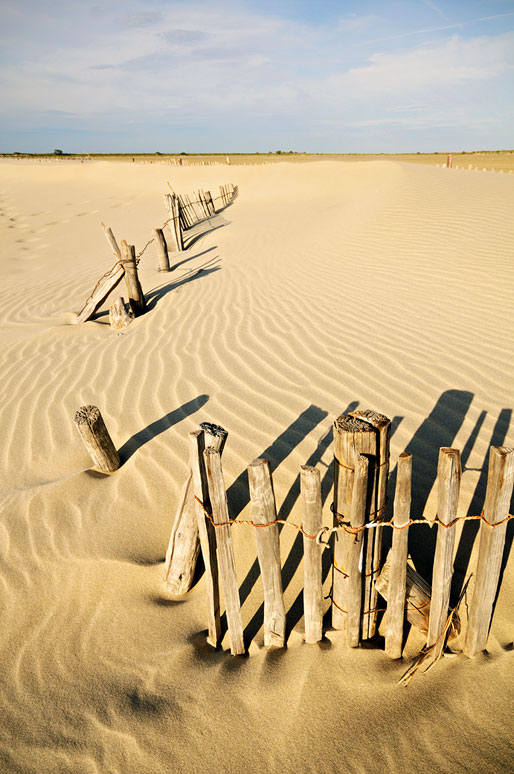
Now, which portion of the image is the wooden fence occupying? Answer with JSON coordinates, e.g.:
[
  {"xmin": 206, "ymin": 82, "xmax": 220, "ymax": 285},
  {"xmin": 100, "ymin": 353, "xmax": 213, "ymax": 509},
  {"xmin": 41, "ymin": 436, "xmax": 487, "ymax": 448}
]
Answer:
[
  {"xmin": 163, "ymin": 411, "xmax": 514, "ymax": 680},
  {"xmin": 74, "ymin": 183, "xmax": 238, "ymax": 325}
]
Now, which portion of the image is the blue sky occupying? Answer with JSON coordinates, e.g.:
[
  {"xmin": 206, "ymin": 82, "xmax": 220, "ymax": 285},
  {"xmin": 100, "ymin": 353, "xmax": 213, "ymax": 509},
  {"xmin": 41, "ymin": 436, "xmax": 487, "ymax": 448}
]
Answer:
[{"xmin": 1, "ymin": 0, "xmax": 513, "ymax": 152}]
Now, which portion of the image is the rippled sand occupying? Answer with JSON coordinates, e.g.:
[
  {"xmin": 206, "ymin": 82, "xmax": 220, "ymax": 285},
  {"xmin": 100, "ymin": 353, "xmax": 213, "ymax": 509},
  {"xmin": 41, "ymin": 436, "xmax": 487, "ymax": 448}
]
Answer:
[{"xmin": 0, "ymin": 158, "xmax": 513, "ymax": 773}]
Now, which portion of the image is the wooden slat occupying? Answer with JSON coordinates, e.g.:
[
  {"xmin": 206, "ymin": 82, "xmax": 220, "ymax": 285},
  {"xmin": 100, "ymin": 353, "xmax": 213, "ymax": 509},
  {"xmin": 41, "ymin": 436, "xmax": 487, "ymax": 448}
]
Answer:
[
  {"xmin": 74, "ymin": 263, "xmax": 125, "ymax": 324},
  {"xmin": 347, "ymin": 454, "xmax": 369, "ymax": 647},
  {"xmin": 154, "ymin": 228, "xmax": 170, "ymax": 271},
  {"xmin": 427, "ymin": 448, "xmax": 461, "ymax": 660},
  {"xmin": 247, "ymin": 459, "xmax": 285, "ymax": 647},
  {"xmin": 385, "ymin": 453, "xmax": 412, "ymax": 658},
  {"xmin": 190, "ymin": 430, "xmax": 221, "ymax": 647},
  {"xmin": 204, "ymin": 447, "xmax": 244, "ymax": 655},
  {"xmin": 464, "ymin": 446, "xmax": 514, "ymax": 657},
  {"xmin": 300, "ymin": 465, "xmax": 323, "ymax": 643}
]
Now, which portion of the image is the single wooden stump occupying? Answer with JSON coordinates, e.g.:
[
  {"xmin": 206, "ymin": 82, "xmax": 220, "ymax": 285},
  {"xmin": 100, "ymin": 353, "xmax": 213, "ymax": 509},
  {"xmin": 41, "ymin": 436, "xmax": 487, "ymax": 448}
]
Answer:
[
  {"xmin": 332, "ymin": 414, "xmax": 376, "ymax": 631},
  {"xmin": 301, "ymin": 465, "xmax": 323, "ymax": 643},
  {"xmin": 464, "ymin": 446, "xmax": 514, "ymax": 657},
  {"xmin": 347, "ymin": 454, "xmax": 369, "ymax": 647},
  {"xmin": 121, "ymin": 241, "xmax": 146, "ymax": 316},
  {"xmin": 74, "ymin": 405, "xmax": 120, "ymax": 472},
  {"xmin": 204, "ymin": 447, "xmax": 244, "ymax": 655},
  {"xmin": 349, "ymin": 409, "xmax": 391, "ymax": 639},
  {"xmin": 385, "ymin": 453, "xmax": 412, "ymax": 658},
  {"xmin": 248, "ymin": 459, "xmax": 286, "ymax": 647},
  {"xmin": 154, "ymin": 228, "xmax": 170, "ymax": 271},
  {"xmin": 427, "ymin": 448, "xmax": 461, "ymax": 660},
  {"xmin": 109, "ymin": 296, "xmax": 134, "ymax": 331}
]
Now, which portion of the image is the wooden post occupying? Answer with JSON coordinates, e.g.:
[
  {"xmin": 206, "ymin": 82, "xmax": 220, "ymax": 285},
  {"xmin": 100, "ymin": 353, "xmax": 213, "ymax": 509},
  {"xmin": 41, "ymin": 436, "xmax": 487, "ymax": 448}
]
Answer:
[
  {"xmin": 349, "ymin": 409, "xmax": 391, "ymax": 639},
  {"xmin": 154, "ymin": 228, "xmax": 170, "ymax": 271},
  {"xmin": 163, "ymin": 195, "xmax": 179, "ymax": 253},
  {"xmin": 332, "ymin": 414, "xmax": 376, "ymax": 630},
  {"xmin": 204, "ymin": 447, "xmax": 244, "ymax": 655},
  {"xmin": 247, "ymin": 459, "xmax": 286, "ymax": 647},
  {"xmin": 464, "ymin": 446, "xmax": 514, "ymax": 657},
  {"xmin": 447, "ymin": 154, "xmax": 452, "ymax": 168},
  {"xmin": 347, "ymin": 455, "xmax": 369, "ymax": 647},
  {"xmin": 74, "ymin": 405, "xmax": 120, "ymax": 472},
  {"xmin": 205, "ymin": 191, "xmax": 215, "ymax": 215},
  {"xmin": 300, "ymin": 465, "xmax": 323, "ymax": 643},
  {"xmin": 385, "ymin": 453, "xmax": 412, "ymax": 658},
  {"xmin": 109, "ymin": 296, "xmax": 134, "ymax": 330},
  {"xmin": 189, "ymin": 430, "xmax": 221, "ymax": 646},
  {"xmin": 427, "ymin": 448, "xmax": 461, "ymax": 659},
  {"xmin": 121, "ymin": 241, "xmax": 146, "ymax": 316}
]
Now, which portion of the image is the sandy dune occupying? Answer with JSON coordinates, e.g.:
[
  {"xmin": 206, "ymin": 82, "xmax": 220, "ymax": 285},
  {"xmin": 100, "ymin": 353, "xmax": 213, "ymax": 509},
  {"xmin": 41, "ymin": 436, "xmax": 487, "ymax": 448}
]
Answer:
[{"xmin": 0, "ymin": 158, "xmax": 513, "ymax": 773}]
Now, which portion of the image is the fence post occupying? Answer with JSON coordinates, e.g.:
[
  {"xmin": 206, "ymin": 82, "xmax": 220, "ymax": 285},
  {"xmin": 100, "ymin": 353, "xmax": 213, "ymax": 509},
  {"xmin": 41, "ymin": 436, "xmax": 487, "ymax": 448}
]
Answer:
[
  {"xmin": 300, "ymin": 465, "xmax": 323, "ymax": 643},
  {"xmin": 74, "ymin": 405, "xmax": 120, "ymax": 472},
  {"xmin": 464, "ymin": 446, "xmax": 514, "ymax": 657},
  {"xmin": 349, "ymin": 409, "xmax": 391, "ymax": 639},
  {"xmin": 427, "ymin": 448, "xmax": 461, "ymax": 660},
  {"xmin": 385, "ymin": 453, "xmax": 412, "ymax": 658},
  {"xmin": 121, "ymin": 241, "xmax": 146, "ymax": 316},
  {"xmin": 332, "ymin": 414, "xmax": 377, "ymax": 631},
  {"xmin": 154, "ymin": 228, "xmax": 170, "ymax": 271},
  {"xmin": 347, "ymin": 454, "xmax": 369, "ymax": 647},
  {"xmin": 204, "ymin": 447, "xmax": 245, "ymax": 655},
  {"xmin": 190, "ymin": 431, "xmax": 221, "ymax": 647},
  {"xmin": 248, "ymin": 459, "xmax": 286, "ymax": 647}
]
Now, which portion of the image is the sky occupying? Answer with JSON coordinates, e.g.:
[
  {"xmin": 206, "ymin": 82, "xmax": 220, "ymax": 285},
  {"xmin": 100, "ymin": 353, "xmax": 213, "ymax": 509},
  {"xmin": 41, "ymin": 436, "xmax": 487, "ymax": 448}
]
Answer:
[{"xmin": 1, "ymin": 0, "xmax": 513, "ymax": 153}]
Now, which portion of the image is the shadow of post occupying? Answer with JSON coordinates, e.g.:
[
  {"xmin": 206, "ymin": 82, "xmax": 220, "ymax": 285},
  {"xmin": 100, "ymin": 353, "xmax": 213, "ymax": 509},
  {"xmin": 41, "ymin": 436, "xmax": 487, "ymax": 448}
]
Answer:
[{"xmin": 118, "ymin": 394, "xmax": 209, "ymax": 463}]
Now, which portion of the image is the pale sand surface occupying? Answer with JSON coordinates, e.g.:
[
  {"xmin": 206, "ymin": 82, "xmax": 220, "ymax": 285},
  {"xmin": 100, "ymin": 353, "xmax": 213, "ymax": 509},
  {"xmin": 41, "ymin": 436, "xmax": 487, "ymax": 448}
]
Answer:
[{"xmin": 0, "ymin": 159, "xmax": 513, "ymax": 773}]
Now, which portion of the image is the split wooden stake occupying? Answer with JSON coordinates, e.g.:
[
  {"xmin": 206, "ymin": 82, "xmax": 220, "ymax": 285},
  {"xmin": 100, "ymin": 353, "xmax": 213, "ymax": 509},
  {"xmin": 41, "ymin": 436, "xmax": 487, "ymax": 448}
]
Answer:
[
  {"xmin": 154, "ymin": 228, "xmax": 170, "ymax": 271},
  {"xmin": 247, "ymin": 459, "xmax": 286, "ymax": 647},
  {"xmin": 300, "ymin": 465, "xmax": 323, "ymax": 643},
  {"xmin": 109, "ymin": 297, "xmax": 134, "ymax": 330},
  {"xmin": 347, "ymin": 454, "xmax": 369, "ymax": 647},
  {"xmin": 464, "ymin": 446, "xmax": 514, "ymax": 657},
  {"xmin": 385, "ymin": 453, "xmax": 412, "ymax": 658},
  {"xmin": 204, "ymin": 447, "xmax": 245, "ymax": 655},
  {"xmin": 427, "ymin": 448, "xmax": 461, "ymax": 660}
]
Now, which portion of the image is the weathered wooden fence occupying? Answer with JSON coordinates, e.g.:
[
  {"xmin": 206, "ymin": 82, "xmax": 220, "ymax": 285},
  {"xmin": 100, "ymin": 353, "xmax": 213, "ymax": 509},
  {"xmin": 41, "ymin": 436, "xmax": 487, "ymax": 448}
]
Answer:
[
  {"xmin": 163, "ymin": 410, "xmax": 514, "ymax": 679},
  {"xmin": 74, "ymin": 183, "xmax": 238, "ymax": 326}
]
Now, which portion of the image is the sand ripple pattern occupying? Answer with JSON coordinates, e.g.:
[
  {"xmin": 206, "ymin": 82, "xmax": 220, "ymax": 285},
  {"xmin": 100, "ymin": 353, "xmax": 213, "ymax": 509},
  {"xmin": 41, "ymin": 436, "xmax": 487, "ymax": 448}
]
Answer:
[{"xmin": 0, "ymin": 159, "xmax": 513, "ymax": 773}]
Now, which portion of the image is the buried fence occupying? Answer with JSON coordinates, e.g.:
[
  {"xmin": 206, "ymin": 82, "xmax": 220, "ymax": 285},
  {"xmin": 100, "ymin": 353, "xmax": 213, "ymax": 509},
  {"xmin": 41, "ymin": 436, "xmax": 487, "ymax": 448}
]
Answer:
[
  {"xmin": 159, "ymin": 410, "xmax": 514, "ymax": 682},
  {"xmin": 73, "ymin": 182, "xmax": 238, "ymax": 326}
]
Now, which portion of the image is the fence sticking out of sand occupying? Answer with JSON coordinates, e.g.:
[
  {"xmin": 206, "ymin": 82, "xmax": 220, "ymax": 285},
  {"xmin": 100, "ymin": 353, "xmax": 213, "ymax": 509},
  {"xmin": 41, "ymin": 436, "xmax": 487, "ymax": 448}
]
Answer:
[
  {"xmin": 74, "ymin": 183, "xmax": 237, "ymax": 325},
  {"xmin": 157, "ymin": 410, "xmax": 514, "ymax": 682}
]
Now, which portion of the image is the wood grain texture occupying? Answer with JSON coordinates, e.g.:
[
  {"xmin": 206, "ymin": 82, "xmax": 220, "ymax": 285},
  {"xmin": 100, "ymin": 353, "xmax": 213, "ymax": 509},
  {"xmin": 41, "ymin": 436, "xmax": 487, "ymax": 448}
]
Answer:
[
  {"xmin": 154, "ymin": 228, "xmax": 170, "ymax": 272},
  {"xmin": 385, "ymin": 453, "xmax": 412, "ymax": 659},
  {"xmin": 74, "ymin": 405, "xmax": 120, "ymax": 473},
  {"xmin": 121, "ymin": 241, "xmax": 146, "ymax": 316},
  {"xmin": 109, "ymin": 296, "xmax": 134, "ymax": 331},
  {"xmin": 464, "ymin": 446, "xmax": 514, "ymax": 657},
  {"xmin": 247, "ymin": 459, "xmax": 285, "ymax": 647},
  {"xmin": 190, "ymin": 430, "xmax": 221, "ymax": 647},
  {"xmin": 427, "ymin": 448, "xmax": 461, "ymax": 659},
  {"xmin": 300, "ymin": 465, "xmax": 323, "ymax": 643},
  {"xmin": 332, "ymin": 415, "xmax": 376, "ymax": 631},
  {"xmin": 347, "ymin": 454, "xmax": 369, "ymax": 647},
  {"xmin": 164, "ymin": 473, "xmax": 199, "ymax": 594},
  {"xmin": 204, "ymin": 447, "xmax": 244, "ymax": 655}
]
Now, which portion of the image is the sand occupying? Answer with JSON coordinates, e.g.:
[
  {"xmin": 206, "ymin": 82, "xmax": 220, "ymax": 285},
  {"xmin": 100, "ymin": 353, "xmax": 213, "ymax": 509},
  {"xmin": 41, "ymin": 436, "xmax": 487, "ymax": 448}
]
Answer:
[{"xmin": 0, "ymin": 158, "xmax": 513, "ymax": 773}]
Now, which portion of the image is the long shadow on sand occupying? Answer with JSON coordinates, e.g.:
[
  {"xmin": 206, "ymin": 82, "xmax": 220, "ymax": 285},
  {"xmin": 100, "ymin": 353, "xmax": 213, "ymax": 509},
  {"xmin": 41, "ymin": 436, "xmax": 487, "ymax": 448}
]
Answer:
[
  {"xmin": 145, "ymin": 259, "xmax": 221, "ymax": 312},
  {"xmin": 118, "ymin": 394, "xmax": 209, "ymax": 463}
]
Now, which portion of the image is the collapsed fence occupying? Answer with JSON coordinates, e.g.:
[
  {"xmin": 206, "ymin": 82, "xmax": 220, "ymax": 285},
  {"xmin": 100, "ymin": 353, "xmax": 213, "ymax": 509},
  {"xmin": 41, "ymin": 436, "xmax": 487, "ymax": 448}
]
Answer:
[{"xmin": 73, "ymin": 182, "xmax": 238, "ymax": 326}]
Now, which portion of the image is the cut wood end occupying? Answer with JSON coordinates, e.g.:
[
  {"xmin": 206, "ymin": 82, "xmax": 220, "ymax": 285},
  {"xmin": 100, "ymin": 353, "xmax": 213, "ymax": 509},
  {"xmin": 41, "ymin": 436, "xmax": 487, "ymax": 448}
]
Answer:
[
  {"xmin": 74, "ymin": 405, "xmax": 100, "ymax": 426},
  {"xmin": 301, "ymin": 464, "xmax": 318, "ymax": 474},
  {"xmin": 204, "ymin": 446, "xmax": 219, "ymax": 456},
  {"xmin": 491, "ymin": 446, "xmax": 514, "ymax": 459},
  {"xmin": 248, "ymin": 458, "xmax": 268, "ymax": 468},
  {"xmin": 200, "ymin": 422, "xmax": 228, "ymax": 439},
  {"xmin": 349, "ymin": 409, "xmax": 391, "ymax": 427},
  {"xmin": 334, "ymin": 415, "xmax": 373, "ymax": 434}
]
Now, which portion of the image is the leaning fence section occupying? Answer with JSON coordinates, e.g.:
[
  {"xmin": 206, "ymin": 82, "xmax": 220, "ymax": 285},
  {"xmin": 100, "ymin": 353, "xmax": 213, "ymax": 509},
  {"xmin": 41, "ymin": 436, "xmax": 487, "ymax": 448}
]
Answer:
[
  {"xmin": 162, "ymin": 409, "xmax": 514, "ymax": 681},
  {"xmin": 73, "ymin": 183, "xmax": 238, "ymax": 326}
]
